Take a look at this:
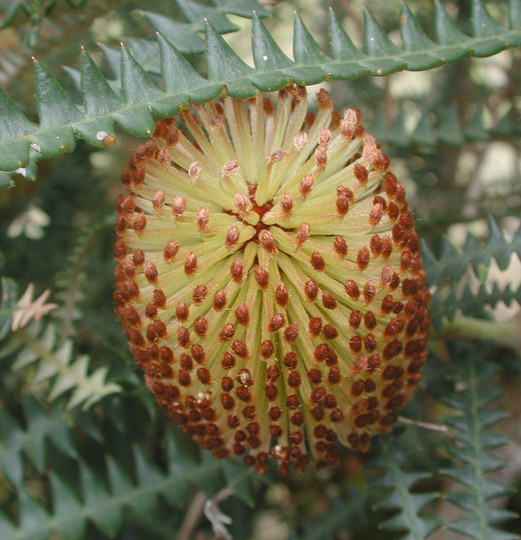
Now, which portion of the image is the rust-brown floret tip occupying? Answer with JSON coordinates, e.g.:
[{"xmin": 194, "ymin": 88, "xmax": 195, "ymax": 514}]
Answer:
[{"xmin": 114, "ymin": 84, "xmax": 429, "ymax": 474}]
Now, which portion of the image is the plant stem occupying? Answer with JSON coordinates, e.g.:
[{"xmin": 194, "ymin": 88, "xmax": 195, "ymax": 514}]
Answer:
[
  {"xmin": 437, "ymin": 316, "xmax": 520, "ymax": 350},
  {"xmin": 176, "ymin": 491, "xmax": 207, "ymax": 540}
]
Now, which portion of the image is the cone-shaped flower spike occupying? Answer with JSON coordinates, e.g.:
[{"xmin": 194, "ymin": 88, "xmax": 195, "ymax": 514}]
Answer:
[{"xmin": 114, "ymin": 86, "xmax": 429, "ymax": 473}]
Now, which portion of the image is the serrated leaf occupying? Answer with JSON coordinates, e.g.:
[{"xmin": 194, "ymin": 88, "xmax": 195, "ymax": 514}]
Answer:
[
  {"xmin": 472, "ymin": 0, "xmax": 512, "ymax": 56},
  {"xmin": 0, "ymin": 277, "xmax": 18, "ymax": 339},
  {"xmin": 49, "ymin": 474, "xmax": 85, "ymax": 540},
  {"xmin": 204, "ymin": 20, "xmax": 256, "ymax": 97},
  {"xmin": 83, "ymin": 461, "xmax": 123, "ymax": 537},
  {"xmin": 80, "ymin": 50, "xmax": 122, "ymax": 116},
  {"xmin": 441, "ymin": 355, "xmax": 514, "ymax": 539},
  {"xmin": 411, "ymin": 109, "xmax": 437, "ymax": 146},
  {"xmin": 434, "ymin": 0, "xmax": 473, "ymax": 47},
  {"xmin": 223, "ymin": 459, "xmax": 256, "ymax": 507},
  {"xmin": 0, "ymin": 3, "xmax": 520, "ymax": 183},
  {"xmin": 177, "ymin": 0, "xmax": 238, "ymax": 33},
  {"xmin": 400, "ymin": 3, "xmax": 442, "ymax": 71},
  {"xmin": 326, "ymin": 8, "xmax": 370, "ymax": 80},
  {"xmin": 363, "ymin": 9, "xmax": 406, "ymax": 75},
  {"xmin": 120, "ymin": 43, "xmax": 163, "ymax": 104},
  {"xmin": 142, "ymin": 11, "xmax": 204, "ymax": 54},
  {"xmin": 157, "ymin": 33, "xmax": 221, "ymax": 107},
  {"xmin": 250, "ymin": 13, "xmax": 293, "ymax": 91}
]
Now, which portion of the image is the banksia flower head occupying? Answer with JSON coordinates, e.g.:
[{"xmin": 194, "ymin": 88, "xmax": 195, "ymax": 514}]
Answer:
[{"xmin": 114, "ymin": 86, "xmax": 429, "ymax": 473}]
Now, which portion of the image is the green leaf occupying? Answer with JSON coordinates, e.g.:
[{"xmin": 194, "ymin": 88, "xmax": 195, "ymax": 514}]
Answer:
[
  {"xmin": 434, "ymin": 0, "xmax": 473, "ymax": 48},
  {"xmin": 363, "ymin": 9, "xmax": 406, "ymax": 75},
  {"xmin": 0, "ymin": 277, "xmax": 17, "ymax": 339},
  {"xmin": 80, "ymin": 49, "xmax": 122, "ymax": 116},
  {"xmin": 177, "ymin": 0, "xmax": 238, "ymax": 33},
  {"xmin": 464, "ymin": 105, "xmax": 490, "ymax": 142},
  {"xmin": 326, "ymin": 8, "xmax": 370, "ymax": 79},
  {"xmin": 141, "ymin": 10, "xmax": 204, "ymax": 55},
  {"xmin": 437, "ymin": 103, "xmax": 464, "ymax": 145},
  {"xmin": 157, "ymin": 33, "xmax": 221, "ymax": 106},
  {"xmin": 440, "ymin": 353, "xmax": 515, "ymax": 539},
  {"xmin": 250, "ymin": 12, "xmax": 293, "ymax": 91},
  {"xmin": 400, "ymin": 3, "xmax": 442, "ymax": 70},
  {"xmin": 511, "ymin": 0, "xmax": 521, "ymax": 29},
  {"xmin": 1, "ymin": 3, "xmax": 520, "ymax": 182},
  {"xmin": 370, "ymin": 434, "xmax": 441, "ymax": 539},
  {"xmin": 471, "ymin": 0, "xmax": 513, "ymax": 56},
  {"xmin": 204, "ymin": 19, "xmax": 256, "ymax": 97},
  {"xmin": 49, "ymin": 474, "xmax": 85, "ymax": 540},
  {"xmin": 5, "ymin": 321, "xmax": 121, "ymax": 410},
  {"xmin": 223, "ymin": 459, "xmax": 256, "ymax": 507},
  {"xmin": 0, "ymin": 89, "xmax": 35, "ymax": 171}
]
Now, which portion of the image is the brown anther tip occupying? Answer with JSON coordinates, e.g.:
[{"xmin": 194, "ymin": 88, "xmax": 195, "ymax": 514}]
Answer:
[
  {"xmin": 268, "ymin": 313, "xmax": 285, "ymax": 332},
  {"xmin": 314, "ymin": 146, "xmax": 327, "ymax": 168},
  {"xmin": 172, "ymin": 196, "xmax": 186, "ymax": 217},
  {"xmin": 184, "ymin": 252, "xmax": 197, "ymax": 276},
  {"xmin": 280, "ymin": 193, "xmax": 293, "ymax": 215},
  {"xmin": 269, "ymin": 149, "xmax": 287, "ymax": 164},
  {"xmin": 294, "ymin": 223, "xmax": 311, "ymax": 247},
  {"xmin": 152, "ymin": 190, "xmax": 166, "ymax": 211},
  {"xmin": 233, "ymin": 193, "xmax": 249, "ymax": 212},
  {"xmin": 299, "ymin": 175, "xmax": 314, "ymax": 197},
  {"xmin": 259, "ymin": 230, "xmax": 277, "ymax": 254},
  {"xmin": 188, "ymin": 161, "xmax": 202, "ymax": 179},
  {"xmin": 196, "ymin": 207, "xmax": 210, "ymax": 231},
  {"xmin": 222, "ymin": 160, "xmax": 240, "ymax": 177},
  {"xmin": 225, "ymin": 225, "xmax": 240, "ymax": 248},
  {"xmin": 310, "ymin": 252, "xmax": 325, "ymax": 272},
  {"xmin": 275, "ymin": 283, "xmax": 289, "ymax": 307},
  {"xmin": 294, "ymin": 131, "xmax": 308, "ymax": 151},
  {"xmin": 316, "ymin": 88, "xmax": 332, "ymax": 108},
  {"xmin": 318, "ymin": 128, "xmax": 332, "ymax": 147}
]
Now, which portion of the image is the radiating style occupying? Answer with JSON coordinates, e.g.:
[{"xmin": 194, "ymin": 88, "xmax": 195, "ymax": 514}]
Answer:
[{"xmin": 114, "ymin": 86, "xmax": 429, "ymax": 473}]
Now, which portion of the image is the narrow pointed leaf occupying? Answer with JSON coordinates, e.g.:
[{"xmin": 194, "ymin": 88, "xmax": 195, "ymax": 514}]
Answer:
[
  {"xmin": 277, "ymin": 13, "xmax": 327, "ymax": 84},
  {"xmin": 472, "ymin": 0, "xmax": 512, "ymax": 56},
  {"xmin": 204, "ymin": 20, "xmax": 256, "ymax": 97},
  {"xmin": 49, "ymin": 474, "xmax": 85, "ymax": 540},
  {"xmin": 437, "ymin": 103, "xmax": 464, "ymax": 146},
  {"xmin": 250, "ymin": 13, "xmax": 292, "ymax": 91},
  {"xmin": 0, "ymin": 89, "xmax": 35, "ymax": 173},
  {"xmin": 74, "ymin": 51, "xmax": 119, "ymax": 145},
  {"xmin": 176, "ymin": 0, "xmax": 238, "ymax": 33},
  {"xmin": 33, "ymin": 60, "xmax": 83, "ymax": 127},
  {"xmin": 120, "ymin": 44, "xmax": 163, "ymax": 104},
  {"xmin": 363, "ymin": 9, "xmax": 406, "ymax": 75},
  {"xmin": 31, "ymin": 61, "xmax": 82, "ymax": 157},
  {"xmin": 464, "ymin": 105, "xmax": 489, "ymax": 141},
  {"xmin": 82, "ymin": 464, "xmax": 123, "ymax": 537},
  {"xmin": 0, "ymin": 3, "xmax": 520, "ymax": 183},
  {"xmin": 157, "ymin": 34, "xmax": 220, "ymax": 106},
  {"xmin": 400, "ymin": 3, "xmax": 442, "ymax": 70},
  {"xmin": 19, "ymin": 490, "xmax": 50, "ymax": 540},
  {"xmin": 511, "ymin": 0, "xmax": 521, "ymax": 29},
  {"xmin": 412, "ymin": 109, "xmax": 437, "ymax": 146},
  {"xmin": 434, "ymin": 0, "xmax": 473, "ymax": 53},
  {"xmin": 142, "ymin": 11, "xmax": 204, "ymax": 54},
  {"xmin": 326, "ymin": 8, "xmax": 370, "ymax": 79}
]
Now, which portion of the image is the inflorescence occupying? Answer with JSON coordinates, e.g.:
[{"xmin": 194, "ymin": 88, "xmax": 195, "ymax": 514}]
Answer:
[{"xmin": 114, "ymin": 85, "xmax": 430, "ymax": 474}]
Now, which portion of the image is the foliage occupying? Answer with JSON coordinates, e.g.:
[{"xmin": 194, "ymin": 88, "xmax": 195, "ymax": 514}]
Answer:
[{"xmin": 0, "ymin": 0, "xmax": 520, "ymax": 539}]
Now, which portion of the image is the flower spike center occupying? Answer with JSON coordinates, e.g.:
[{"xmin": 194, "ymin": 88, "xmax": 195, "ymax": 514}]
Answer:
[{"xmin": 114, "ymin": 85, "xmax": 430, "ymax": 474}]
